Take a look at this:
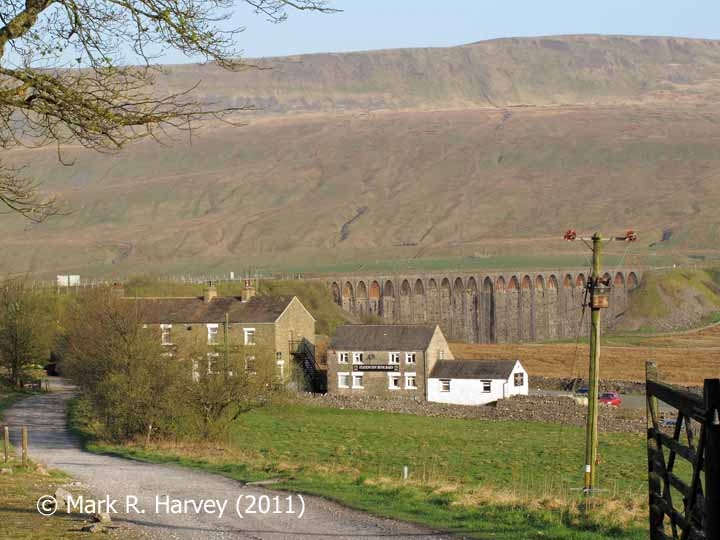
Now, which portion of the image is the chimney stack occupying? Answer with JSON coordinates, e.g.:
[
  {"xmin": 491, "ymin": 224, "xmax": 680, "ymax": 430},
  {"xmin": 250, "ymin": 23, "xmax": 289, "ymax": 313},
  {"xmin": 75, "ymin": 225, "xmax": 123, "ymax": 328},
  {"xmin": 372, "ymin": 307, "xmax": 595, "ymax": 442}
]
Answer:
[
  {"xmin": 111, "ymin": 282, "xmax": 124, "ymax": 297},
  {"xmin": 203, "ymin": 281, "xmax": 217, "ymax": 303},
  {"xmin": 242, "ymin": 279, "xmax": 256, "ymax": 302}
]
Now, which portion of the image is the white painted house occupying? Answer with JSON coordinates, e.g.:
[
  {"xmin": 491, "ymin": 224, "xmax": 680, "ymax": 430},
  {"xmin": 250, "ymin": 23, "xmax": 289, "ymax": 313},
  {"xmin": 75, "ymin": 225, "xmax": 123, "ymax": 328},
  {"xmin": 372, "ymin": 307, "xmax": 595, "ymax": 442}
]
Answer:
[{"xmin": 428, "ymin": 359, "xmax": 528, "ymax": 406}]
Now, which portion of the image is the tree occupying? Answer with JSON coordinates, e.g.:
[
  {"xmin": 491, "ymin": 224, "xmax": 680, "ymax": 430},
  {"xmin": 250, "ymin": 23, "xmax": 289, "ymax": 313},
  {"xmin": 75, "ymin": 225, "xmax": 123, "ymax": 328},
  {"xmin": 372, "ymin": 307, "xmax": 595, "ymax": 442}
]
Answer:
[
  {"xmin": 0, "ymin": 0, "xmax": 335, "ymax": 221},
  {"xmin": 177, "ymin": 329, "xmax": 278, "ymax": 440},
  {"xmin": 62, "ymin": 288, "xmax": 187, "ymax": 441},
  {"xmin": 0, "ymin": 277, "xmax": 55, "ymax": 386}
]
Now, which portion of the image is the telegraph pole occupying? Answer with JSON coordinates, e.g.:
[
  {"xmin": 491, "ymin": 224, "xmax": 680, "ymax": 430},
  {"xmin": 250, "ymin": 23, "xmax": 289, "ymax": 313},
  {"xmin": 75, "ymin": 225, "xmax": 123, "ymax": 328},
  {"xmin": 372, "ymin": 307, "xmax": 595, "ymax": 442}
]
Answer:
[
  {"xmin": 564, "ymin": 229, "xmax": 636, "ymax": 500},
  {"xmin": 585, "ymin": 233, "xmax": 602, "ymax": 493}
]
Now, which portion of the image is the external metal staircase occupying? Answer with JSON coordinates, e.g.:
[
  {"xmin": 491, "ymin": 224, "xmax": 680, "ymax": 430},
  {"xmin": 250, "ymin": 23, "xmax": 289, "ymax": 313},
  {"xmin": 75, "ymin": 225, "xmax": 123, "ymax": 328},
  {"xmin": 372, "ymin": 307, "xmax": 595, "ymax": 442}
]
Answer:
[{"xmin": 290, "ymin": 339, "xmax": 326, "ymax": 393}]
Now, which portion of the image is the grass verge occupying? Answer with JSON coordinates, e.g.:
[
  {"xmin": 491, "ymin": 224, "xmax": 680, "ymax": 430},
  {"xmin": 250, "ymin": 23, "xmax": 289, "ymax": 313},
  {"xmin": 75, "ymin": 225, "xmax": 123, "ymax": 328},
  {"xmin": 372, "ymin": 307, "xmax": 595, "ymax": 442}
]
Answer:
[{"xmin": 71, "ymin": 396, "xmax": 648, "ymax": 539}]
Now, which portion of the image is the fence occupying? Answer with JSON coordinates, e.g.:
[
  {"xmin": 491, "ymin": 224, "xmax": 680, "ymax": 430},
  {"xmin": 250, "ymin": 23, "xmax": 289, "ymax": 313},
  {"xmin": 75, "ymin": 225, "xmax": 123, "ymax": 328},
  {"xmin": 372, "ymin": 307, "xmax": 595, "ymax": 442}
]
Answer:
[{"xmin": 646, "ymin": 361, "xmax": 720, "ymax": 539}]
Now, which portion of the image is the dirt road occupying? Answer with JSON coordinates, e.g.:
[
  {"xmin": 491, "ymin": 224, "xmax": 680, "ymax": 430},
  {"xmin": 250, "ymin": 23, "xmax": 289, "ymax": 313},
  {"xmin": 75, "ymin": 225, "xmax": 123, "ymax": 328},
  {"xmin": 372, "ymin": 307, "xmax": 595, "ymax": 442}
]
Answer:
[{"xmin": 5, "ymin": 381, "xmax": 451, "ymax": 540}]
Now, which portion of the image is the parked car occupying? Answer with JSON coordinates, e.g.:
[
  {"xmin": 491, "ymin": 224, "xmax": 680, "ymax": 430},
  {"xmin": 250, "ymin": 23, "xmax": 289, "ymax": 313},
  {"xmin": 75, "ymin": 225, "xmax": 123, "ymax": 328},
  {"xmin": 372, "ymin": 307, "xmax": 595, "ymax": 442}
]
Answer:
[
  {"xmin": 599, "ymin": 391, "xmax": 622, "ymax": 407},
  {"xmin": 575, "ymin": 387, "xmax": 589, "ymax": 395}
]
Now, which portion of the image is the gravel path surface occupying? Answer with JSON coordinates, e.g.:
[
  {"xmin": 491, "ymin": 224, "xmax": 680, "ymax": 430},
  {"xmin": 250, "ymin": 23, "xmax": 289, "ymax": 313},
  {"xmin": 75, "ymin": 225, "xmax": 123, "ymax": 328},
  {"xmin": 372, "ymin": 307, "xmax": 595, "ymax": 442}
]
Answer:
[{"xmin": 5, "ymin": 380, "xmax": 452, "ymax": 540}]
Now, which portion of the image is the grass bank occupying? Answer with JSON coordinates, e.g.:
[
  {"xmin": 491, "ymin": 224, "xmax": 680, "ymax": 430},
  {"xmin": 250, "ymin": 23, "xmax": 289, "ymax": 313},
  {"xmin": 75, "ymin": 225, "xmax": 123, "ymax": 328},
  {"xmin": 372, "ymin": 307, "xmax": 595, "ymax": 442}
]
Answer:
[
  {"xmin": 621, "ymin": 266, "xmax": 720, "ymax": 332},
  {"xmin": 71, "ymin": 397, "xmax": 648, "ymax": 539}
]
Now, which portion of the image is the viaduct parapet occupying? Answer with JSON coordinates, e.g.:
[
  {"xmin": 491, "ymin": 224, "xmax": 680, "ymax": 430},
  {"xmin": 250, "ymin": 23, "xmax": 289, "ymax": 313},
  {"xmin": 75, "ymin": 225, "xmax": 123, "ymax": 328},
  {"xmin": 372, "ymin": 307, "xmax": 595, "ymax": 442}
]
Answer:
[{"xmin": 325, "ymin": 269, "xmax": 642, "ymax": 344}]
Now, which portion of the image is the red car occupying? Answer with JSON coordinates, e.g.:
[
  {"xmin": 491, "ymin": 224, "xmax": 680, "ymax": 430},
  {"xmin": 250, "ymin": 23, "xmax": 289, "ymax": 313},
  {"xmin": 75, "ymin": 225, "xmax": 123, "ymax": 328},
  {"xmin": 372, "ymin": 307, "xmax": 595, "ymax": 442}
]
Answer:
[{"xmin": 599, "ymin": 391, "xmax": 622, "ymax": 407}]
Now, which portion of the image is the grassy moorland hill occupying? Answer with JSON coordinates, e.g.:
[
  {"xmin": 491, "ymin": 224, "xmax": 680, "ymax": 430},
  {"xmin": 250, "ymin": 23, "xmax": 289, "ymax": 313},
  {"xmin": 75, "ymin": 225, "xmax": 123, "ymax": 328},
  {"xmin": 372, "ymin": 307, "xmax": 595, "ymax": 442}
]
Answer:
[
  {"xmin": 161, "ymin": 34, "xmax": 720, "ymax": 113},
  {"xmin": 3, "ymin": 35, "xmax": 720, "ymax": 276}
]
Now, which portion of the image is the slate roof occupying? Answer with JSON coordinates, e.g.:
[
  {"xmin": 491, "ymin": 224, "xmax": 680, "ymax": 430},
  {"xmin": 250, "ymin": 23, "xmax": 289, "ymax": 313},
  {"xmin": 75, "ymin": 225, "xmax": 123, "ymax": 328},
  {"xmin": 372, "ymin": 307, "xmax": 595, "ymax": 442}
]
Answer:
[
  {"xmin": 125, "ymin": 295, "xmax": 296, "ymax": 324},
  {"xmin": 430, "ymin": 359, "xmax": 519, "ymax": 380},
  {"xmin": 330, "ymin": 325, "xmax": 438, "ymax": 351}
]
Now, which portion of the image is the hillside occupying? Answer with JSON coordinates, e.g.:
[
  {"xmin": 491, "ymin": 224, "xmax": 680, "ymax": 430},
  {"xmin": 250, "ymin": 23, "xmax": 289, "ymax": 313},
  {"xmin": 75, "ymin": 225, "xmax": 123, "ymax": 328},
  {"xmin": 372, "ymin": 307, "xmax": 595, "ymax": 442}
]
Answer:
[
  {"xmin": 161, "ymin": 35, "xmax": 720, "ymax": 114},
  {"xmin": 619, "ymin": 267, "xmax": 720, "ymax": 331},
  {"xmin": 3, "ymin": 35, "xmax": 720, "ymax": 276}
]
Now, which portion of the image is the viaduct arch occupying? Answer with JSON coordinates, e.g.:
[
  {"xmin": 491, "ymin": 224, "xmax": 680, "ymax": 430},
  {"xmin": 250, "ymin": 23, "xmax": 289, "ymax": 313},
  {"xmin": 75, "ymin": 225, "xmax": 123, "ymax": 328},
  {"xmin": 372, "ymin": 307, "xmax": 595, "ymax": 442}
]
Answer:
[{"xmin": 331, "ymin": 269, "xmax": 641, "ymax": 344}]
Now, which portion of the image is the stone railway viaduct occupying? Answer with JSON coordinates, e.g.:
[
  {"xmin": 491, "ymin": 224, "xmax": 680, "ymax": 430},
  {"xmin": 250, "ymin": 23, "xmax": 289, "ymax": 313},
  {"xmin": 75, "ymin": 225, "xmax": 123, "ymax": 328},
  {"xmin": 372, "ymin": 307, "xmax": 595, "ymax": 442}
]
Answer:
[{"xmin": 326, "ymin": 269, "xmax": 641, "ymax": 344}]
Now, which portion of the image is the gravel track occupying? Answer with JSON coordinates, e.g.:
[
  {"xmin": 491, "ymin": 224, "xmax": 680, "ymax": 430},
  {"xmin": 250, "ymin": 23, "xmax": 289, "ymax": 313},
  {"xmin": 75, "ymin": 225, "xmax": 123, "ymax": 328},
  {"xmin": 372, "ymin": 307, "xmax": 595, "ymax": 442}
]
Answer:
[{"xmin": 5, "ymin": 380, "xmax": 452, "ymax": 540}]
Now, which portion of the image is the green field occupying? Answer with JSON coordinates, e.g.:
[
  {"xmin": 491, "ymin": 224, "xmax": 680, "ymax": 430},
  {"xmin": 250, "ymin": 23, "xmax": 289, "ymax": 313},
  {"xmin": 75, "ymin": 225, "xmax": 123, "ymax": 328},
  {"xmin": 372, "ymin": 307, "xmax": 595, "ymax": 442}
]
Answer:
[{"xmin": 74, "ymin": 399, "xmax": 649, "ymax": 539}]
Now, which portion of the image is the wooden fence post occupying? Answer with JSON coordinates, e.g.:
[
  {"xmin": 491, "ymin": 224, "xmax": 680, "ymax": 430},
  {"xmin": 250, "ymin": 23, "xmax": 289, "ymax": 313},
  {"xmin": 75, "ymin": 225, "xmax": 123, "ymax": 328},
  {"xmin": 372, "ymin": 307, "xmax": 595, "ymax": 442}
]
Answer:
[
  {"xmin": 646, "ymin": 361, "xmax": 665, "ymax": 539},
  {"xmin": 705, "ymin": 379, "xmax": 720, "ymax": 539},
  {"xmin": 21, "ymin": 426, "xmax": 28, "ymax": 466},
  {"xmin": 3, "ymin": 426, "xmax": 8, "ymax": 463}
]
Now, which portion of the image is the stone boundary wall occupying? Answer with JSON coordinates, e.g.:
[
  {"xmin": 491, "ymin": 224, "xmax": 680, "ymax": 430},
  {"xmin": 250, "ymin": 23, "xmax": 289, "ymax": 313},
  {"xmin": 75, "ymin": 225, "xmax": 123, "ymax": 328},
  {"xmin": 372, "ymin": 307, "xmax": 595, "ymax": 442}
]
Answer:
[
  {"xmin": 323, "ymin": 268, "xmax": 642, "ymax": 344},
  {"xmin": 296, "ymin": 393, "xmax": 645, "ymax": 433}
]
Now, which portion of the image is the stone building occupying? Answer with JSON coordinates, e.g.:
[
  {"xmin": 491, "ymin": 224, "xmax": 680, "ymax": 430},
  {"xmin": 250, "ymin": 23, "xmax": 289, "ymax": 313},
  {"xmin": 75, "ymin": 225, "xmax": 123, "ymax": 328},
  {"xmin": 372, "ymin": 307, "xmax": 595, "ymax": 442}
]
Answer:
[
  {"xmin": 327, "ymin": 324, "xmax": 453, "ymax": 400},
  {"xmin": 126, "ymin": 283, "xmax": 316, "ymax": 383}
]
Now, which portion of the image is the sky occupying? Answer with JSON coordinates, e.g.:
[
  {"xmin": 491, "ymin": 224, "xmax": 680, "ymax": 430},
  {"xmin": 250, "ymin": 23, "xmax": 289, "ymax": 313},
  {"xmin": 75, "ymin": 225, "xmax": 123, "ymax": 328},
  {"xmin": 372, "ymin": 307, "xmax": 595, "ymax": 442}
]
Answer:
[{"xmin": 172, "ymin": 0, "xmax": 720, "ymax": 62}]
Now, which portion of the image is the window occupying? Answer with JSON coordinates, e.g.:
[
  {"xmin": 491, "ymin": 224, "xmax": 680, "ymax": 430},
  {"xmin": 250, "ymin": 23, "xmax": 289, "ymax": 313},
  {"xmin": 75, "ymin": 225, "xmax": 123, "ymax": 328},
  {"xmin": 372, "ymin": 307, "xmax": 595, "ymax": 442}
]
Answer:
[
  {"xmin": 243, "ymin": 328, "xmax": 256, "ymax": 345},
  {"xmin": 338, "ymin": 352, "xmax": 349, "ymax": 364},
  {"xmin": 481, "ymin": 380, "xmax": 492, "ymax": 393},
  {"xmin": 352, "ymin": 352, "xmax": 364, "ymax": 364},
  {"xmin": 338, "ymin": 372, "xmax": 350, "ymax": 388},
  {"xmin": 405, "ymin": 373, "xmax": 417, "ymax": 389},
  {"xmin": 191, "ymin": 360, "xmax": 200, "ymax": 382},
  {"xmin": 245, "ymin": 355, "xmax": 257, "ymax": 374},
  {"xmin": 388, "ymin": 374, "xmax": 401, "ymax": 389},
  {"xmin": 206, "ymin": 324, "xmax": 219, "ymax": 345},
  {"xmin": 352, "ymin": 374, "xmax": 364, "ymax": 389},
  {"xmin": 207, "ymin": 352, "xmax": 220, "ymax": 374},
  {"xmin": 160, "ymin": 324, "xmax": 172, "ymax": 345},
  {"xmin": 405, "ymin": 352, "xmax": 416, "ymax": 364},
  {"xmin": 440, "ymin": 379, "xmax": 451, "ymax": 392},
  {"xmin": 276, "ymin": 351, "xmax": 282, "ymax": 361},
  {"xmin": 388, "ymin": 352, "xmax": 400, "ymax": 364},
  {"xmin": 514, "ymin": 372, "xmax": 524, "ymax": 387}
]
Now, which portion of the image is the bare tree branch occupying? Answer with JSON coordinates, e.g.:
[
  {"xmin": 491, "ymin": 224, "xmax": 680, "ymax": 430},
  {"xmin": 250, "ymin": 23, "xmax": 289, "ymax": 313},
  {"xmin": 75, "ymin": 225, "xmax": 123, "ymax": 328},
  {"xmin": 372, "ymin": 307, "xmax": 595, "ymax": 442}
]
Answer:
[{"xmin": 0, "ymin": 0, "xmax": 337, "ymax": 221}]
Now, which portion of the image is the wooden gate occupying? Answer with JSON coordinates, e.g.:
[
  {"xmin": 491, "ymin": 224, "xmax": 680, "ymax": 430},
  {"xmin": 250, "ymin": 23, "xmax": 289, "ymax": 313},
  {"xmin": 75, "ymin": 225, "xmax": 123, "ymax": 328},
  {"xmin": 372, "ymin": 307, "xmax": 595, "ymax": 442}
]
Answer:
[{"xmin": 646, "ymin": 362, "xmax": 720, "ymax": 539}]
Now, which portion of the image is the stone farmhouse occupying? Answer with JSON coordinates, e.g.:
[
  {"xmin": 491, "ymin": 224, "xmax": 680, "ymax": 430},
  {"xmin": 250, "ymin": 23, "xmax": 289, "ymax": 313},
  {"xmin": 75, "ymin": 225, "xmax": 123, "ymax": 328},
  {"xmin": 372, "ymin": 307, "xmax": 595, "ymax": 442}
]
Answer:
[
  {"xmin": 125, "ymin": 282, "xmax": 317, "ymax": 384},
  {"xmin": 327, "ymin": 324, "xmax": 528, "ymax": 405},
  {"xmin": 428, "ymin": 359, "xmax": 528, "ymax": 406}
]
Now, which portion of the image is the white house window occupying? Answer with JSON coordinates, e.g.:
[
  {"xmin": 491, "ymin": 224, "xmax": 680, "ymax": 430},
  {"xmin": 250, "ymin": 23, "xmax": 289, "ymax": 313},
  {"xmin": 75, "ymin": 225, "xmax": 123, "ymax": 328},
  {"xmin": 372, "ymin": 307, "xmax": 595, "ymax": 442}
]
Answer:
[
  {"xmin": 481, "ymin": 380, "xmax": 492, "ymax": 393},
  {"xmin": 160, "ymin": 324, "xmax": 172, "ymax": 345},
  {"xmin": 206, "ymin": 324, "xmax": 219, "ymax": 345},
  {"xmin": 245, "ymin": 355, "xmax": 257, "ymax": 374},
  {"xmin": 191, "ymin": 360, "xmax": 200, "ymax": 382},
  {"xmin": 405, "ymin": 352, "xmax": 416, "ymax": 364},
  {"xmin": 338, "ymin": 372, "xmax": 350, "ymax": 388},
  {"xmin": 338, "ymin": 352, "xmax": 349, "ymax": 364},
  {"xmin": 352, "ymin": 374, "xmax": 364, "ymax": 388},
  {"xmin": 405, "ymin": 373, "xmax": 417, "ymax": 389},
  {"xmin": 388, "ymin": 374, "xmax": 401, "ymax": 389},
  {"xmin": 514, "ymin": 372, "xmax": 524, "ymax": 387},
  {"xmin": 352, "ymin": 352, "xmax": 364, "ymax": 364},
  {"xmin": 440, "ymin": 379, "xmax": 451, "ymax": 392},
  {"xmin": 388, "ymin": 352, "xmax": 400, "ymax": 364},
  {"xmin": 243, "ymin": 328, "xmax": 256, "ymax": 345},
  {"xmin": 207, "ymin": 352, "xmax": 220, "ymax": 374}
]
